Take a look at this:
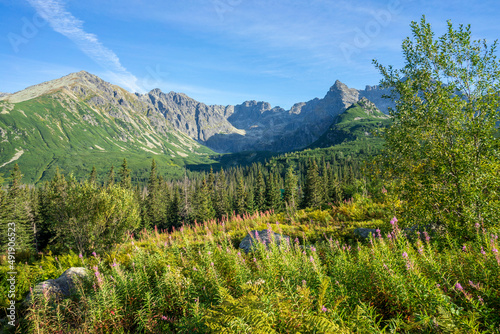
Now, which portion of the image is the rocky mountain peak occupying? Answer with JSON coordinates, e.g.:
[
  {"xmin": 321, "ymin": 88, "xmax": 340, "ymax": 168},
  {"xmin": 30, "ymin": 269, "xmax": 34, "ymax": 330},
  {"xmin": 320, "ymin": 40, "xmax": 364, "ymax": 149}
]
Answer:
[{"xmin": 330, "ymin": 79, "xmax": 349, "ymax": 92}]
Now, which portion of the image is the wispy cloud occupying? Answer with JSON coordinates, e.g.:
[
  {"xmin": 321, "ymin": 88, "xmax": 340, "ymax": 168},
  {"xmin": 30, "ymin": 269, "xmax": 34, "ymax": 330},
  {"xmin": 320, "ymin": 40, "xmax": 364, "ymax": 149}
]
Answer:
[{"xmin": 26, "ymin": 0, "xmax": 142, "ymax": 92}]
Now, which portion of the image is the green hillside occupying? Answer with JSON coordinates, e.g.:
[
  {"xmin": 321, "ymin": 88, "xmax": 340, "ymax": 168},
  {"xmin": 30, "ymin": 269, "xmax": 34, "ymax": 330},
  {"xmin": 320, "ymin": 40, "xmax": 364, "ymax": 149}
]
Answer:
[
  {"xmin": 0, "ymin": 76, "xmax": 215, "ymax": 183},
  {"xmin": 308, "ymin": 97, "xmax": 391, "ymax": 150}
]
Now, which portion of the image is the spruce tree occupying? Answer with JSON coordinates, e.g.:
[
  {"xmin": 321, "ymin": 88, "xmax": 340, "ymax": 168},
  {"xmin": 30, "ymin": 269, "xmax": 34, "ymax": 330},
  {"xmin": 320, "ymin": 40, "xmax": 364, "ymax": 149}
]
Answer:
[
  {"xmin": 0, "ymin": 164, "xmax": 33, "ymax": 252},
  {"xmin": 303, "ymin": 160, "xmax": 322, "ymax": 208},
  {"xmin": 284, "ymin": 166, "xmax": 298, "ymax": 210},
  {"xmin": 119, "ymin": 158, "xmax": 132, "ymax": 189},
  {"xmin": 254, "ymin": 169, "xmax": 266, "ymax": 212},
  {"xmin": 214, "ymin": 168, "xmax": 230, "ymax": 219},
  {"xmin": 145, "ymin": 159, "xmax": 165, "ymax": 229},
  {"xmin": 235, "ymin": 177, "xmax": 246, "ymax": 215},
  {"xmin": 195, "ymin": 177, "xmax": 215, "ymax": 222},
  {"xmin": 265, "ymin": 173, "xmax": 281, "ymax": 211},
  {"xmin": 89, "ymin": 166, "xmax": 97, "ymax": 185},
  {"xmin": 106, "ymin": 166, "xmax": 115, "ymax": 187},
  {"xmin": 321, "ymin": 160, "xmax": 329, "ymax": 203},
  {"xmin": 245, "ymin": 184, "xmax": 255, "ymax": 214},
  {"xmin": 168, "ymin": 186, "xmax": 182, "ymax": 229}
]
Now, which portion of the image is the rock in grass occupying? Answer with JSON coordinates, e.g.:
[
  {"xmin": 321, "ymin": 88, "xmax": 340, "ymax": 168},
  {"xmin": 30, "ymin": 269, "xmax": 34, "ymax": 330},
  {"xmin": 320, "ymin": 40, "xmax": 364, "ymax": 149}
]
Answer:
[
  {"xmin": 239, "ymin": 230, "xmax": 290, "ymax": 254},
  {"xmin": 25, "ymin": 267, "xmax": 88, "ymax": 303},
  {"xmin": 354, "ymin": 228, "xmax": 378, "ymax": 239}
]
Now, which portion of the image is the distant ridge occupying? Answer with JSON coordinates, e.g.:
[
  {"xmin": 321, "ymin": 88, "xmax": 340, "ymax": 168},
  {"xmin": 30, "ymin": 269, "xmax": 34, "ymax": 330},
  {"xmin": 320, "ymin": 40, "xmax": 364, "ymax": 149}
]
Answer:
[{"xmin": 1, "ymin": 72, "xmax": 395, "ymax": 153}]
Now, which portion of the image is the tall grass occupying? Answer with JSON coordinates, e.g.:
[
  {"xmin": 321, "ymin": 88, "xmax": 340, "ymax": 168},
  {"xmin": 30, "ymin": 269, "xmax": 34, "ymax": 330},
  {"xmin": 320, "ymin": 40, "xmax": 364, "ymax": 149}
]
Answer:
[{"xmin": 6, "ymin": 200, "xmax": 500, "ymax": 333}]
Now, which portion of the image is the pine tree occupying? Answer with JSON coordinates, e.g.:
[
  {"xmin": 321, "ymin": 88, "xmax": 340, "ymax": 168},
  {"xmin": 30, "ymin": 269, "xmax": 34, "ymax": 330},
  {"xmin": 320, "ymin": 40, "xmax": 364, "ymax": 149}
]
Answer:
[
  {"xmin": 245, "ymin": 184, "xmax": 255, "ymax": 214},
  {"xmin": 119, "ymin": 158, "xmax": 132, "ymax": 189},
  {"xmin": 302, "ymin": 161, "xmax": 322, "ymax": 208},
  {"xmin": 265, "ymin": 173, "xmax": 281, "ymax": 211},
  {"xmin": 195, "ymin": 177, "xmax": 215, "ymax": 222},
  {"xmin": 235, "ymin": 177, "xmax": 246, "ymax": 215},
  {"xmin": 254, "ymin": 169, "xmax": 266, "ymax": 212},
  {"xmin": 321, "ymin": 160, "xmax": 329, "ymax": 203},
  {"xmin": 180, "ymin": 169, "xmax": 192, "ymax": 223},
  {"xmin": 207, "ymin": 167, "xmax": 216, "ymax": 200},
  {"xmin": 89, "ymin": 166, "xmax": 97, "ymax": 185},
  {"xmin": 106, "ymin": 166, "xmax": 115, "ymax": 187},
  {"xmin": 214, "ymin": 168, "xmax": 230, "ymax": 219},
  {"xmin": 284, "ymin": 166, "xmax": 298, "ymax": 210},
  {"xmin": 0, "ymin": 164, "xmax": 33, "ymax": 252},
  {"xmin": 145, "ymin": 159, "xmax": 166, "ymax": 229},
  {"xmin": 168, "ymin": 186, "xmax": 182, "ymax": 229}
]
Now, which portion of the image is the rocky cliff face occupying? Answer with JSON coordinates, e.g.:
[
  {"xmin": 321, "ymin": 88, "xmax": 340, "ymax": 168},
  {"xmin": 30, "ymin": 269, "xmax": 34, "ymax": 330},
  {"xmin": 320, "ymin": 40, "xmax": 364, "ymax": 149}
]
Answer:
[{"xmin": 1, "ymin": 71, "xmax": 395, "ymax": 154}]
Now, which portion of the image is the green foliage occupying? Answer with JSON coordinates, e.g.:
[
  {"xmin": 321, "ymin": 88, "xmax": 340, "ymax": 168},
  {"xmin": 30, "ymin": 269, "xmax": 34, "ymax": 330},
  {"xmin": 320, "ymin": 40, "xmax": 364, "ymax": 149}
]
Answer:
[
  {"xmin": 41, "ymin": 180, "xmax": 141, "ymax": 254},
  {"xmin": 283, "ymin": 166, "xmax": 298, "ymax": 211},
  {"xmin": 10, "ymin": 201, "xmax": 500, "ymax": 333},
  {"xmin": 0, "ymin": 96, "xmax": 216, "ymax": 184},
  {"xmin": 373, "ymin": 17, "xmax": 500, "ymax": 235},
  {"xmin": 308, "ymin": 98, "xmax": 391, "ymax": 150},
  {"xmin": 0, "ymin": 164, "xmax": 34, "ymax": 253},
  {"xmin": 302, "ymin": 160, "xmax": 322, "ymax": 208}
]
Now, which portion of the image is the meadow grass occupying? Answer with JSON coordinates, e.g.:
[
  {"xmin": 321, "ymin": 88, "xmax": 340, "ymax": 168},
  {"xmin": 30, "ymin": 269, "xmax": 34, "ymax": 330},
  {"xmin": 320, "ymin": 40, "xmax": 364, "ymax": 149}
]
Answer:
[{"xmin": 4, "ymin": 200, "xmax": 500, "ymax": 333}]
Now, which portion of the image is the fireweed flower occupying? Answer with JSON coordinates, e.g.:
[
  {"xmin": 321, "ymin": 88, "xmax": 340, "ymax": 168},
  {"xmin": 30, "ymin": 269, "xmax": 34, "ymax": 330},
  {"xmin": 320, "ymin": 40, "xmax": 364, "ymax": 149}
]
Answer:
[
  {"xmin": 302, "ymin": 280, "xmax": 306, "ymax": 286},
  {"xmin": 455, "ymin": 283, "xmax": 463, "ymax": 291},
  {"xmin": 390, "ymin": 217, "xmax": 398, "ymax": 225},
  {"xmin": 321, "ymin": 305, "xmax": 328, "ymax": 312},
  {"xmin": 376, "ymin": 229, "xmax": 381, "ymax": 239},
  {"xmin": 79, "ymin": 253, "xmax": 83, "ymax": 259},
  {"xmin": 210, "ymin": 262, "xmax": 214, "ymax": 267},
  {"xmin": 462, "ymin": 245, "xmax": 467, "ymax": 252},
  {"xmin": 402, "ymin": 252, "xmax": 408, "ymax": 258},
  {"xmin": 92, "ymin": 252, "xmax": 97, "ymax": 257},
  {"xmin": 311, "ymin": 246, "xmax": 316, "ymax": 252},
  {"xmin": 424, "ymin": 231, "xmax": 430, "ymax": 242},
  {"xmin": 193, "ymin": 267, "xmax": 197, "ymax": 271},
  {"xmin": 481, "ymin": 247, "xmax": 486, "ymax": 255},
  {"xmin": 309, "ymin": 256, "xmax": 314, "ymax": 263}
]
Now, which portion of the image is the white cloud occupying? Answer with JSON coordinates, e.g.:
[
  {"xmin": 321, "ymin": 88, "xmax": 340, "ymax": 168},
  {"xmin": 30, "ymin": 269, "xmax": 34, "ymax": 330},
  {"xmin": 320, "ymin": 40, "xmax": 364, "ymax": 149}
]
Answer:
[{"xmin": 27, "ymin": 0, "xmax": 143, "ymax": 93}]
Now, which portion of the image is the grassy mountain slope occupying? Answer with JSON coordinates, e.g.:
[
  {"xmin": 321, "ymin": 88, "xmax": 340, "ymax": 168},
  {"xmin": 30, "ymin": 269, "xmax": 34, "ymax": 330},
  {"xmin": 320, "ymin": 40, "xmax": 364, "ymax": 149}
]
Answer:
[
  {"xmin": 0, "ymin": 72, "xmax": 215, "ymax": 183},
  {"xmin": 307, "ymin": 97, "xmax": 391, "ymax": 150}
]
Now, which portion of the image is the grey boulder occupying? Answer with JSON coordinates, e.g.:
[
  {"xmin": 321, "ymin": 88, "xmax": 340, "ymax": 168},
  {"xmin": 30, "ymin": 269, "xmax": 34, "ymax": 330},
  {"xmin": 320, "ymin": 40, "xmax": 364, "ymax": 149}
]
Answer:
[
  {"xmin": 354, "ymin": 228, "xmax": 378, "ymax": 239},
  {"xmin": 239, "ymin": 229, "xmax": 290, "ymax": 254},
  {"xmin": 25, "ymin": 267, "xmax": 89, "ymax": 303}
]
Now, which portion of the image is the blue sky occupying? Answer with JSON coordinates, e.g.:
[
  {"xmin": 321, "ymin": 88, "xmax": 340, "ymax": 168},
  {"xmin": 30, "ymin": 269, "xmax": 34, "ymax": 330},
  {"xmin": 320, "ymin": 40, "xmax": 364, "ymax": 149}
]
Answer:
[{"xmin": 0, "ymin": 0, "xmax": 499, "ymax": 109}]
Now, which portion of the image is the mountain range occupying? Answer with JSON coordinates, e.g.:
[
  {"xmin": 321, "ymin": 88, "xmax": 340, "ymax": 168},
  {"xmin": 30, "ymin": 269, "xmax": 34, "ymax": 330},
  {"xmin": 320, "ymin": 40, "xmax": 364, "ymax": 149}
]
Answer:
[{"xmin": 0, "ymin": 71, "xmax": 392, "ymax": 182}]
